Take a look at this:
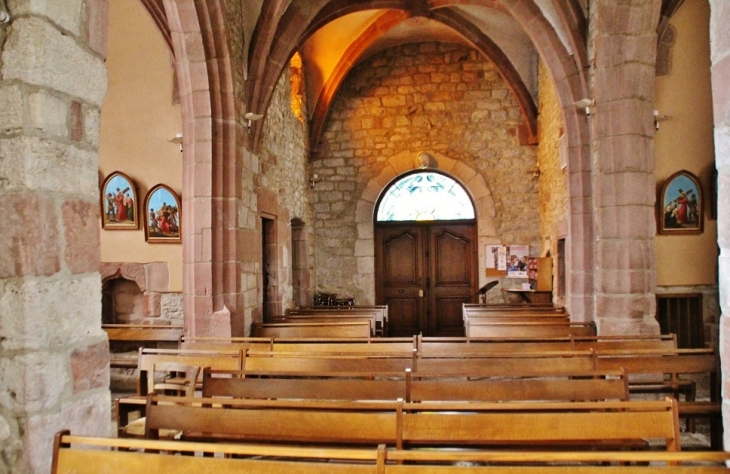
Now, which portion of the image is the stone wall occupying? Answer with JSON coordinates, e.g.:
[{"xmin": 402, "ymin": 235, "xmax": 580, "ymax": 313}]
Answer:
[
  {"xmin": 536, "ymin": 60, "xmax": 569, "ymax": 303},
  {"xmin": 708, "ymin": 0, "xmax": 730, "ymax": 448},
  {"xmin": 312, "ymin": 42, "xmax": 540, "ymax": 304},
  {"xmin": 0, "ymin": 3, "xmax": 111, "ymax": 472},
  {"xmin": 248, "ymin": 63, "xmax": 312, "ymax": 323}
]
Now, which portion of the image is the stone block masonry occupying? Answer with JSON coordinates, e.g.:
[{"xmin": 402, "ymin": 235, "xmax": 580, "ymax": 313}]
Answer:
[
  {"xmin": 312, "ymin": 42, "xmax": 540, "ymax": 304},
  {"xmin": 0, "ymin": 5, "xmax": 110, "ymax": 473}
]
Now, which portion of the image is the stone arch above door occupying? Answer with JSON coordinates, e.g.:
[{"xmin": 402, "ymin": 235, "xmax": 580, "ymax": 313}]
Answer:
[{"xmin": 354, "ymin": 150, "xmax": 497, "ymax": 303}]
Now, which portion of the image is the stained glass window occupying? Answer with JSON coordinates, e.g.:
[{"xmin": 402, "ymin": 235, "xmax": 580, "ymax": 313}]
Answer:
[{"xmin": 376, "ymin": 172, "xmax": 475, "ymax": 221}]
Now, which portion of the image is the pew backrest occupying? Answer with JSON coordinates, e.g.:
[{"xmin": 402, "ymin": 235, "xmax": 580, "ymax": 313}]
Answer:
[
  {"xmin": 466, "ymin": 321, "xmax": 596, "ymax": 338},
  {"xmin": 251, "ymin": 321, "xmax": 372, "ymax": 338},
  {"xmin": 142, "ymin": 396, "xmax": 681, "ymax": 451},
  {"xmin": 53, "ymin": 430, "xmax": 730, "ymax": 474},
  {"xmin": 203, "ymin": 368, "xmax": 629, "ymax": 403}
]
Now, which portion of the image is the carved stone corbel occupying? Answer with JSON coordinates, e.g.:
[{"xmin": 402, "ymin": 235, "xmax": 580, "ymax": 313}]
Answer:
[{"xmin": 0, "ymin": 0, "xmax": 10, "ymax": 24}]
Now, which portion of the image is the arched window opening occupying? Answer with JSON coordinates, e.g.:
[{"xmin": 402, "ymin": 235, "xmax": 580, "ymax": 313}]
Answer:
[
  {"xmin": 376, "ymin": 171, "xmax": 475, "ymax": 222},
  {"xmin": 290, "ymin": 52, "xmax": 305, "ymax": 123}
]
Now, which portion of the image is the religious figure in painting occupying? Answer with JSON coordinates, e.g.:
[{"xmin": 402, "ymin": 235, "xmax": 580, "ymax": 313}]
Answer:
[
  {"xmin": 114, "ymin": 187, "xmax": 130, "ymax": 221},
  {"xmin": 675, "ymin": 189, "xmax": 689, "ymax": 225}
]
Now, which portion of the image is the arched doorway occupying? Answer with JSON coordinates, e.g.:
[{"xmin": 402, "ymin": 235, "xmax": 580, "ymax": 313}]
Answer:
[{"xmin": 374, "ymin": 171, "xmax": 477, "ymax": 337}]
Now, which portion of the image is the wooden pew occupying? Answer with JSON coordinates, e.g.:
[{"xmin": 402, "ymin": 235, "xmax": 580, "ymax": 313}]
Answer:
[
  {"xmin": 288, "ymin": 305, "xmax": 388, "ymax": 334},
  {"xmin": 54, "ymin": 431, "xmax": 730, "ymax": 474},
  {"xmin": 417, "ymin": 334, "xmax": 677, "ymax": 355},
  {"xmin": 463, "ymin": 303, "xmax": 565, "ymax": 311},
  {"xmin": 250, "ymin": 321, "xmax": 372, "ymax": 338},
  {"xmin": 103, "ymin": 324, "xmax": 183, "ymax": 368},
  {"xmin": 595, "ymin": 348, "xmax": 721, "ymax": 449},
  {"xmin": 241, "ymin": 350, "xmax": 597, "ymax": 377},
  {"xmin": 181, "ymin": 335, "xmax": 416, "ymax": 355},
  {"xmin": 268, "ymin": 337, "xmax": 415, "ymax": 354},
  {"xmin": 465, "ymin": 321, "xmax": 596, "ymax": 338},
  {"xmin": 269, "ymin": 314, "xmax": 377, "ymax": 336},
  {"xmin": 179, "ymin": 336, "xmax": 274, "ymax": 352},
  {"xmin": 242, "ymin": 351, "xmax": 414, "ymax": 375},
  {"xmin": 116, "ymin": 348, "xmax": 244, "ymax": 436},
  {"xmin": 203, "ymin": 367, "xmax": 630, "ymax": 403},
  {"xmin": 464, "ymin": 314, "xmax": 572, "ymax": 324},
  {"xmin": 143, "ymin": 395, "xmax": 682, "ymax": 451}
]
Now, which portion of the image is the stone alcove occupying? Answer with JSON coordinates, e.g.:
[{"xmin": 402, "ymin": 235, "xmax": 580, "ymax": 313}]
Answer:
[{"xmin": 100, "ymin": 262, "xmax": 182, "ymax": 324}]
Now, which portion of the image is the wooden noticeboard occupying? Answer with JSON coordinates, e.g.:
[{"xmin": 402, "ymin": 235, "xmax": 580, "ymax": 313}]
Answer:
[{"xmin": 535, "ymin": 257, "xmax": 553, "ymax": 292}]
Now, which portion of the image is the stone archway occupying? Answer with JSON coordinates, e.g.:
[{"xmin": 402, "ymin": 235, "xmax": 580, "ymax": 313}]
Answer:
[{"xmin": 353, "ymin": 151, "xmax": 497, "ymax": 302}]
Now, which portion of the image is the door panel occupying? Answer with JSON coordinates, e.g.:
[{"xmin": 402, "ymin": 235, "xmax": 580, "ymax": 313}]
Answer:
[
  {"xmin": 376, "ymin": 223, "xmax": 476, "ymax": 337},
  {"xmin": 429, "ymin": 225, "xmax": 476, "ymax": 336},
  {"xmin": 375, "ymin": 226, "xmax": 425, "ymax": 337}
]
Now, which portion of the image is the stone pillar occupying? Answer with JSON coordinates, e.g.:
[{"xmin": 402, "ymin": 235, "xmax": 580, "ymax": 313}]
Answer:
[
  {"xmin": 0, "ymin": 3, "xmax": 111, "ymax": 473},
  {"xmin": 590, "ymin": 0, "xmax": 662, "ymax": 335},
  {"xmin": 709, "ymin": 0, "xmax": 730, "ymax": 449}
]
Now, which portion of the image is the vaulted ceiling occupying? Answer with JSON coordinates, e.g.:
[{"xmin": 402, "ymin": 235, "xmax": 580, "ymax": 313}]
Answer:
[{"xmin": 141, "ymin": 0, "xmax": 684, "ymax": 152}]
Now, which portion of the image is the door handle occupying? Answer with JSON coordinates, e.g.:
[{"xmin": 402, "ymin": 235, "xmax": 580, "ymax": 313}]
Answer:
[{"xmin": 418, "ymin": 289, "xmax": 424, "ymax": 297}]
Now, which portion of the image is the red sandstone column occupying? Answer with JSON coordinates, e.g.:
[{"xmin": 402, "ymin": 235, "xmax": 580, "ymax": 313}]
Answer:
[
  {"xmin": 709, "ymin": 0, "xmax": 730, "ymax": 449},
  {"xmin": 165, "ymin": 0, "xmax": 243, "ymax": 337},
  {"xmin": 589, "ymin": 0, "xmax": 663, "ymax": 335}
]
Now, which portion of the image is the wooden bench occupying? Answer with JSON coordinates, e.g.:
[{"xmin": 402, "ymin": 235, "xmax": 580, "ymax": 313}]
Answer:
[
  {"xmin": 103, "ymin": 324, "xmax": 184, "ymax": 368},
  {"xmin": 465, "ymin": 321, "xmax": 596, "ymax": 338},
  {"xmin": 181, "ymin": 336, "xmax": 416, "ymax": 355},
  {"xmin": 288, "ymin": 305, "xmax": 388, "ymax": 334},
  {"xmin": 417, "ymin": 334, "xmax": 677, "ymax": 355},
  {"xmin": 269, "ymin": 314, "xmax": 378, "ymax": 336},
  {"xmin": 143, "ymin": 395, "xmax": 681, "ymax": 451},
  {"xmin": 54, "ymin": 431, "xmax": 730, "ymax": 474},
  {"xmin": 203, "ymin": 367, "xmax": 629, "ymax": 403},
  {"xmin": 464, "ymin": 314, "xmax": 572, "ymax": 324},
  {"xmin": 241, "ymin": 349, "xmax": 598, "ymax": 377},
  {"xmin": 251, "ymin": 321, "xmax": 372, "ymax": 338},
  {"xmin": 179, "ymin": 336, "xmax": 274, "ymax": 352},
  {"xmin": 463, "ymin": 303, "xmax": 565, "ymax": 312},
  {"xmin": 595, "ymin": 348, "xmax": 721, "ymax": 448},
  {"xmin": 115, "ymin": 348, "xmax": 244, "ymax": 437}
]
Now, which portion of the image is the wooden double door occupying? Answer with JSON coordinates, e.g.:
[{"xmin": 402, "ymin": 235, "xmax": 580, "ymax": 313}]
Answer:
[{"xmin": 375, "ymin": 222, "xmax": 477, "ymax": 337}]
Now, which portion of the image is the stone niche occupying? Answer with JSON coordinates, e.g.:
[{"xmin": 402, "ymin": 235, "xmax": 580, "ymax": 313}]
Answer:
[
  {"xmin": 100, "ymin": 262, "xmax": 182, "ymax": 324},
  {"xmin": 101, "ymin": 262, "xmax": 182, "ymax": 392}
]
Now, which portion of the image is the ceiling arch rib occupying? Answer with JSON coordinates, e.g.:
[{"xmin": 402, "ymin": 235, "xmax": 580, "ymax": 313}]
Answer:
[
  {"xmin": 546, "ymin": 0, "xmax": 588, "ymax": 75},
  {"xmin": 302, "ymin": 0, "xmax": 419, "ymax": 39},
  {"xmin": 249, "ymin": 0, "xmax": 451, "ymax": 149},
  {"xmin": 309, "ymin": 10, "xmax": 412, "ymax": 154},
  {"xmin": 140, "ymin": 0, "xmax": 173, "ymax": 54},
  {"xmin": 246, "ymin": 0, "xmax": 295, "ymax": 113},
  {"xmin": 251, "ymin": 0, "xmax": 541, "ymax": 150},
  {"xmin": 248, "ymin": 0, "xmax": 334, "ymax": 149}
]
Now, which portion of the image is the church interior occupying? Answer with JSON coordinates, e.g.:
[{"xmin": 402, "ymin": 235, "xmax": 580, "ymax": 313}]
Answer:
[{"xmin": 2, "ymin": 0, "xmax": 730, "ymax": 472}]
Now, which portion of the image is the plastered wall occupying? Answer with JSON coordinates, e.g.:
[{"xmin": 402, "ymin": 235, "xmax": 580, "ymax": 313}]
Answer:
[
  {"xmin": 654, "ymin": 0, "xmax": 718, "ymax": 287},
  {"xmin": 99, "ymin": 0, "xmax": 183, "ymax": 291}
]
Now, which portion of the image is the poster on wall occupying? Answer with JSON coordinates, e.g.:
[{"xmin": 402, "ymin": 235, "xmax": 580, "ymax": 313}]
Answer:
[
  {"xmin": 486, "ymin": 244, "xmax": 530, "ymax": 278},
  {"xmin": 100, "ymin": 171, "xmax": 139, "ymax": 230},
  {"xmin": 504, "ymin": 245, "xmax": 530, "ymax": 278},
  {"xmin": 144, "ymin": 184, "xmax": 181, "ymax": 243}
]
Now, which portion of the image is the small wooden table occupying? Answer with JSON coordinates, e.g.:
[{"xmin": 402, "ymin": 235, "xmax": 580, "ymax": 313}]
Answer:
[{"xmin": 504, "ymin": 289, "xmax": 552, "ymax": 304}]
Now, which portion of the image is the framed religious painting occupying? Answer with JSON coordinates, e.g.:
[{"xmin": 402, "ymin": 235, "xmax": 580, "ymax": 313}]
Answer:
[
  {"xmin": 100, "ymin": 171, "xmax": 139, "ymax": 230},
  {"xmin": 144, "ymin": 184, "xmax": 182, "ymax": 243},
  {"xmin": 657, "ymin": 170, "xmax": 704, "ymax": 235}
]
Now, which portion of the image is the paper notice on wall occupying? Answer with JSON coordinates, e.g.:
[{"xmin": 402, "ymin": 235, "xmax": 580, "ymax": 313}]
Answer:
[{"xmin": 487, "ymin": 245, "xmax": 504, "ymax": 270}]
